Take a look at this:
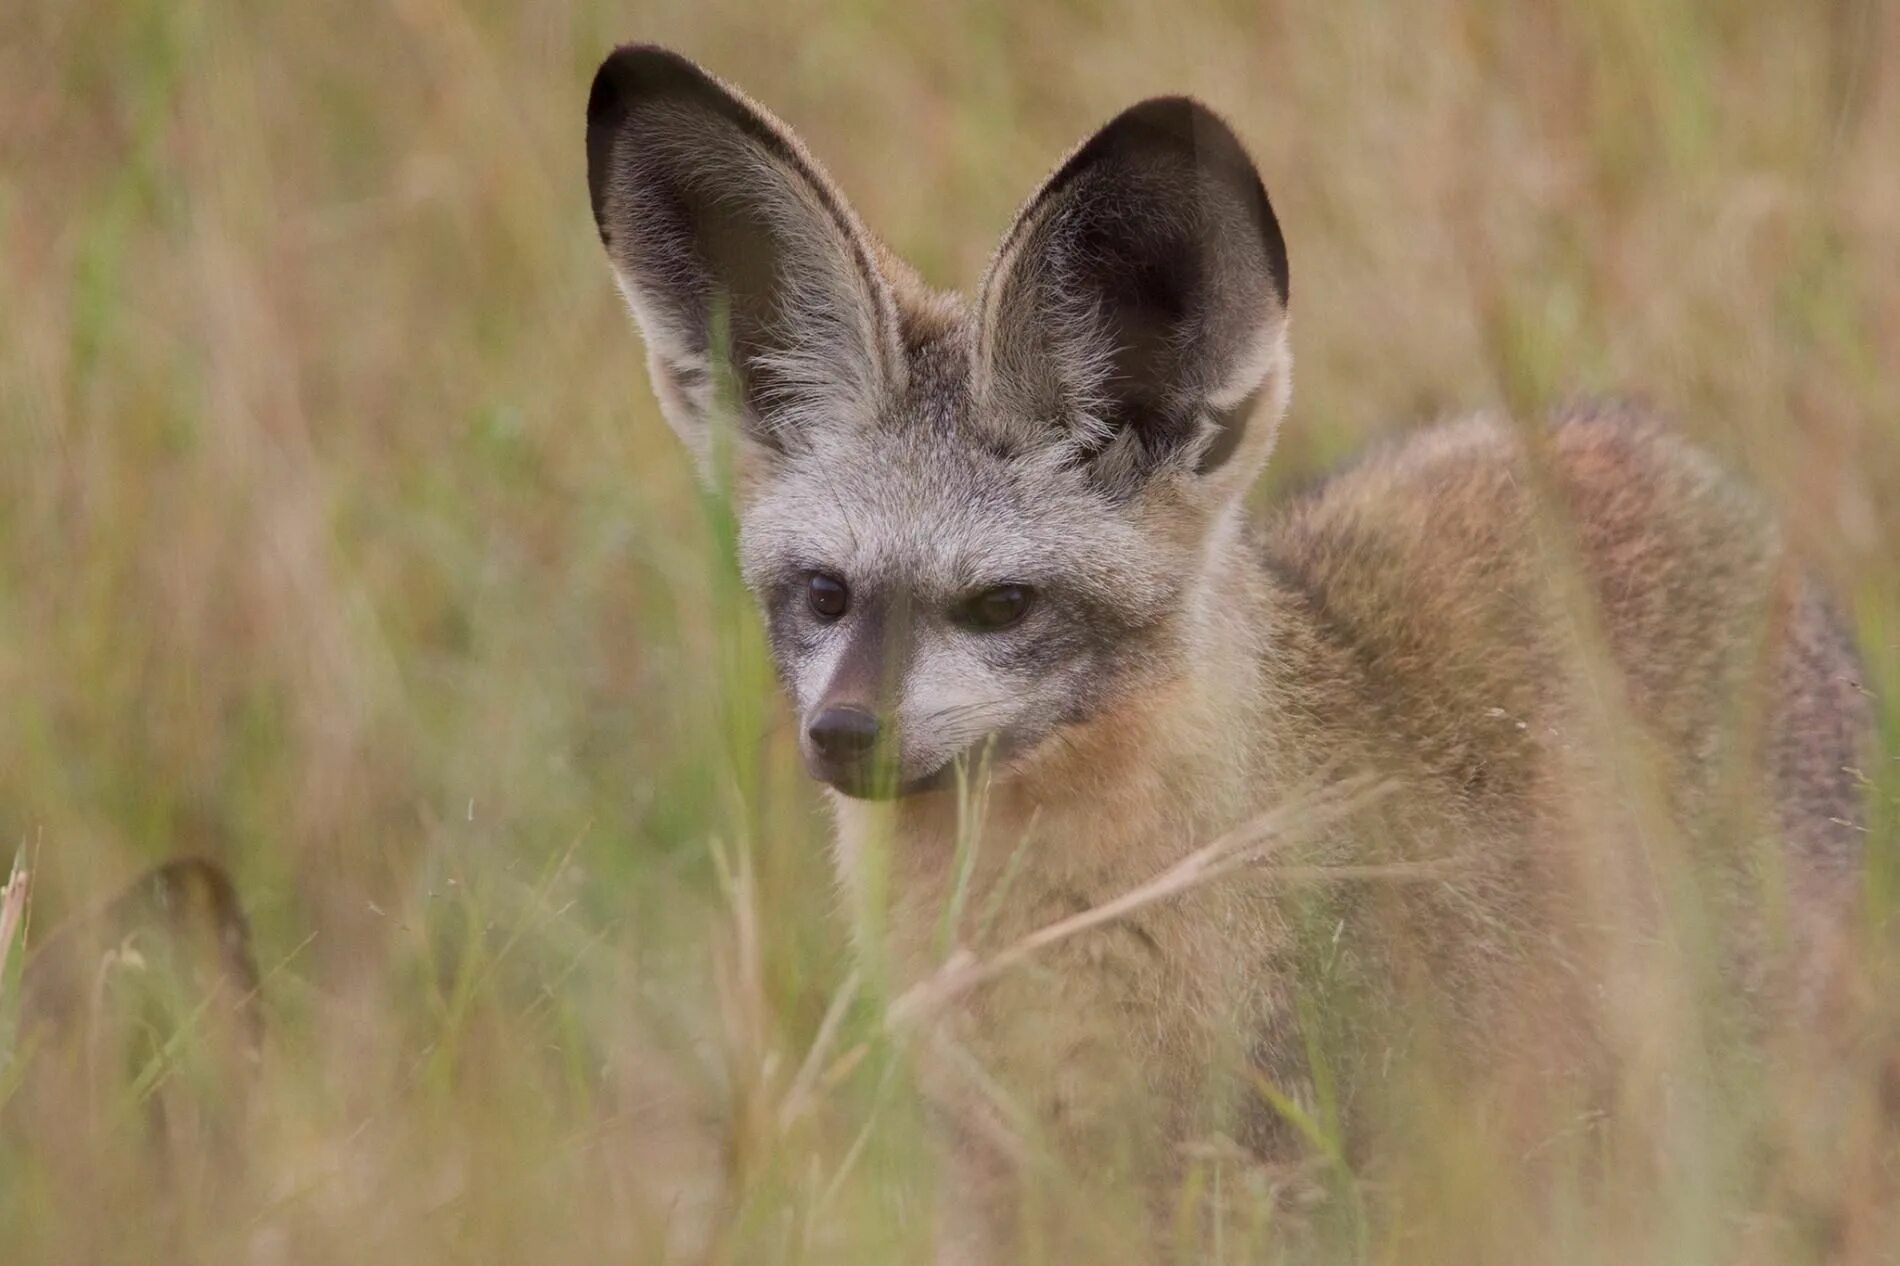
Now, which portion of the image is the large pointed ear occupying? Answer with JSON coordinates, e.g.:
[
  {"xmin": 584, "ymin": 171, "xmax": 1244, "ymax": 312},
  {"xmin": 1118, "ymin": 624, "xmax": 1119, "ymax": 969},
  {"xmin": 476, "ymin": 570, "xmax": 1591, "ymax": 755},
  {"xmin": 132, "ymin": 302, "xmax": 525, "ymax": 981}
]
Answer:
[
  {"xmin": 586, "ymin": 46, "xmax": 902, "ymax": 471},
  {"xmin": 975, "ymin": 97, "xmax": 1290, "ymax": 499}
]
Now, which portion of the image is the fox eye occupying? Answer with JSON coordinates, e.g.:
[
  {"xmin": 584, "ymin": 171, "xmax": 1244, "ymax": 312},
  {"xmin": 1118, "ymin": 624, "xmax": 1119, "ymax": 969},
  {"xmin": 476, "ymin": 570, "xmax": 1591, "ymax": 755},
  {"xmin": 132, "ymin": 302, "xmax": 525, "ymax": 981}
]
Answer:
[
  {"xmin": 807, "ymin": 573, "xmax": 849, "ymax": 621},
  {"xmin": 955, "ymin": 584, "xmax": 1034, "ymax": 632}
]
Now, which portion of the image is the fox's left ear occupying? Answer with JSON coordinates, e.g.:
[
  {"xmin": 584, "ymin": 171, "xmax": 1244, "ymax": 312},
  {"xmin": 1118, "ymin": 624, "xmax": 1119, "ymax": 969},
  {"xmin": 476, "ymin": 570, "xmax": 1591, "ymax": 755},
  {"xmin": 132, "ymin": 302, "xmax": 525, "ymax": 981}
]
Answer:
[{"xmin": 975, "ymin": 98, "xmax": 1290, "ymax": 498}]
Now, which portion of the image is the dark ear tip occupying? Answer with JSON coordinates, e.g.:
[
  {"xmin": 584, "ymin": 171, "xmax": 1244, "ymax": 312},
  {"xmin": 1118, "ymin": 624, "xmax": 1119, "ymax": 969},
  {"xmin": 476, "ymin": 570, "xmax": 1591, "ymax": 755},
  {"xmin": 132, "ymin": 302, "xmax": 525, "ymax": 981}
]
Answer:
[
  {"xmin": 1091, "ymin": 95, "xmax": 1247, "ymax": 168},
  {"xmin": 1058, "ymin": 95, "xmax": 1289, "ymax": 306},
  {"xmin": 586, "ymin": 44, "xmax": 719, "ymax": 235},
  {"xmin": 1112, "ymin": 95, "xmax": 1229, "ymax": 135},
  {"xmin": 587, "ymin": 43, "xmax": 709, "ymax": 129}
]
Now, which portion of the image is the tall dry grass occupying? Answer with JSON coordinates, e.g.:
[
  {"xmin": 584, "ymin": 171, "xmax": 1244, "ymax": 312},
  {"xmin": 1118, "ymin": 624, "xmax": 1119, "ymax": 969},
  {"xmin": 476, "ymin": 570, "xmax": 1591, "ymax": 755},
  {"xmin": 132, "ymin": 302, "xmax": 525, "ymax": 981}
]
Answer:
[{"xmin": 1, "ymin": 1, "xmax": 1896, "ymax": 1262}]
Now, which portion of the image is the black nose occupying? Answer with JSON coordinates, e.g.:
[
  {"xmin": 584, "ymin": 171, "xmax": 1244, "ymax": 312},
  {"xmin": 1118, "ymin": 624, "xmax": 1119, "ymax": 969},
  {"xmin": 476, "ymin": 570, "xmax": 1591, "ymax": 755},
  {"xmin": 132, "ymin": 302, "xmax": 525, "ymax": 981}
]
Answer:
[{"xmin": 808, "ymin": 706, "xmax": 880, "ymax": 763}]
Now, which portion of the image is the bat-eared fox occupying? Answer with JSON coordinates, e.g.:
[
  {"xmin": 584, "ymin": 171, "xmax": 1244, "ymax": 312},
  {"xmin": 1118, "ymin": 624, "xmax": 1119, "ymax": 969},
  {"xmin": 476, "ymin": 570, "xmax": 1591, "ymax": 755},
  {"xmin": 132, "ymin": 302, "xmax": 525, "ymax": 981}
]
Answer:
[{"xmin": 585, "ymin": 44, "xmax": 1872, "ymax": 1262}]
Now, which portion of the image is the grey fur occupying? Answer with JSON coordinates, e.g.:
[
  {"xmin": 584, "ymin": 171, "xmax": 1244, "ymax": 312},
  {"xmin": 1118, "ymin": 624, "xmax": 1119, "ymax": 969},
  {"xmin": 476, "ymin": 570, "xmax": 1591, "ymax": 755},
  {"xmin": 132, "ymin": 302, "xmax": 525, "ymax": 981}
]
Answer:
[{"xmin": 586, "ymin": 47, "xmax": 1874, "ymax": 1263}]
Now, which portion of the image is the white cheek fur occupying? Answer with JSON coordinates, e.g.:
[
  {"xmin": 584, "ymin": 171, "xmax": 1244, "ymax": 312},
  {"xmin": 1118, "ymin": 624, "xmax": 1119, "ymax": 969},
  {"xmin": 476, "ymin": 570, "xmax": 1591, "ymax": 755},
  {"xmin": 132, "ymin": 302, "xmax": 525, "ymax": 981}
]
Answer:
[
  {"xmin": 896, "ymin": 641, "xmax": 1027, "ymax": 766},
  {"xmin": 789, "ymin": 629, "xmax": 851, "ymax": 715}
]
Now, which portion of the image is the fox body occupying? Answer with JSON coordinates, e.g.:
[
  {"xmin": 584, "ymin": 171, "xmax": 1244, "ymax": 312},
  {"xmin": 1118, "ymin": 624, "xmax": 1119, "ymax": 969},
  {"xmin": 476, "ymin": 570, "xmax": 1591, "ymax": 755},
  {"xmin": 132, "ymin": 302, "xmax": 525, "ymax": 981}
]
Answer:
[{"xmin": 584, "ymin": 46, "xmax": 1870, "ymax": 1260}]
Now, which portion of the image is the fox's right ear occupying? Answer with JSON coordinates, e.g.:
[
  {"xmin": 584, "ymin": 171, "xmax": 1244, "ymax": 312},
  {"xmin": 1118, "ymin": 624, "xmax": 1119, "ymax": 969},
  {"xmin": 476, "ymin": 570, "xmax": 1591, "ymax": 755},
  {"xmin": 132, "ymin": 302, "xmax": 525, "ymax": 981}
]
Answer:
[{"xmin": 586, "ymin": 46, "xmax": 902, "ymax": 473}]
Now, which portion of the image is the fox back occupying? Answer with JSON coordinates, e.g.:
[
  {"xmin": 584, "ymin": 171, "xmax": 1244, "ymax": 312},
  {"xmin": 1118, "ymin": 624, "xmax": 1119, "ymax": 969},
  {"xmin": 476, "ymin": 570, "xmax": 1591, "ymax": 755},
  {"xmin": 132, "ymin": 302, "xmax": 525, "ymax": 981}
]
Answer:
[{"xmin": 585, "ymin": 46, "xmax": 1872, "ymax": 1263}]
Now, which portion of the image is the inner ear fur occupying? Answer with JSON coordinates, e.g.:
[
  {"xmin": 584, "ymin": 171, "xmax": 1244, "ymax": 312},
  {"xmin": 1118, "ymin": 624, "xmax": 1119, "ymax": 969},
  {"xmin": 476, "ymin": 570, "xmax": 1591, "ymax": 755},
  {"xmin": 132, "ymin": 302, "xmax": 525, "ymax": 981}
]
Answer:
[
  {"xmin": 586, "ymin": 45, "xmax": 901, "ymax": 466},
  {"xmin": 975, "ymin": 96, "xmax": 1291, "ymax": 494}
]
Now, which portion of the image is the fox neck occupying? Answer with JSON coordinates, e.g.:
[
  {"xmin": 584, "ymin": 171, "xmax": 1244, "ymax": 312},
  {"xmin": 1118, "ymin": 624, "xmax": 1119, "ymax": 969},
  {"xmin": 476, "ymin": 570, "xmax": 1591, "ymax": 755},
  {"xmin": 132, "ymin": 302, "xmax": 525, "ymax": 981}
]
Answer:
[{"xmin": 828, "ymin": 503, "xmax": 1290, "ymax": 979}]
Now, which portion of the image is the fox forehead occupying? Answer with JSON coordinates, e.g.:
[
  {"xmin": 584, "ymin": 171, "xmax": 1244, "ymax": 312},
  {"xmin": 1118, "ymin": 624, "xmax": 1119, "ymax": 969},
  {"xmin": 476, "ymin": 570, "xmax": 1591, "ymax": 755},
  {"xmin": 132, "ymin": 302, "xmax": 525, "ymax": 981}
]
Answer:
[
  {"xmin": 736, "ymin": 322, "xmax": 1199, "ymax": 602},
  {"xmin": 737, "ymin": 424, "xmax": 1166, "ymax": 599}
]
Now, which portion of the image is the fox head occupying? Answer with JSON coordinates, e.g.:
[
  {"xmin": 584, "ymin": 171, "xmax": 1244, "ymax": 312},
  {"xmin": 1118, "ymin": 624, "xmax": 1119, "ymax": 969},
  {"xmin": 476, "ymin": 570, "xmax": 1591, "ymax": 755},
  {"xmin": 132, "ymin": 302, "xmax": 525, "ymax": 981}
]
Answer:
[{"xmin": 587, "ymin": 45, "xmax": 1290, "ymax": 799}]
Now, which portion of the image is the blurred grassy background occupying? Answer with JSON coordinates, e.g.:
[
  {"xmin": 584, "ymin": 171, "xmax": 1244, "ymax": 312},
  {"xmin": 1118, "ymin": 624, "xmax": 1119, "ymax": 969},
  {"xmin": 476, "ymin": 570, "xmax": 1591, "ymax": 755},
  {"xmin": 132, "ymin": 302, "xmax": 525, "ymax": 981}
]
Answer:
[{"xmin": 1, "ymin": 0, "xmax": 1896, "ymax": 1262}]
